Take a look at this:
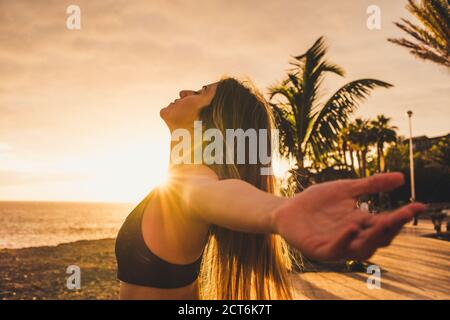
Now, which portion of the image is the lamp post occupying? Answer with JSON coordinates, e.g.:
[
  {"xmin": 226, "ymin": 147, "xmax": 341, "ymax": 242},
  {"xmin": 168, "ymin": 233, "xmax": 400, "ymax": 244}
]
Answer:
[{"xmin": 407, "ymin": 110, "xmax": 417, "ymax": 225}]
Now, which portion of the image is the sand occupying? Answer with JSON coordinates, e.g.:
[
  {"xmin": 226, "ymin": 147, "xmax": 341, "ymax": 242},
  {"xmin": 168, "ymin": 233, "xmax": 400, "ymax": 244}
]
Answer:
[{"xmin": 0, "ymin": 239, "xmax": 119, "ymax": 300}]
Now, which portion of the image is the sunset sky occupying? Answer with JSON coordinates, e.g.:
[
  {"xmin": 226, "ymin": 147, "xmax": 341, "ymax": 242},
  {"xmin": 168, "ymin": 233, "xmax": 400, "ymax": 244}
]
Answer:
[{"xmin": 0, "ymin": 0, "xmax": 449, "ymax": 202}]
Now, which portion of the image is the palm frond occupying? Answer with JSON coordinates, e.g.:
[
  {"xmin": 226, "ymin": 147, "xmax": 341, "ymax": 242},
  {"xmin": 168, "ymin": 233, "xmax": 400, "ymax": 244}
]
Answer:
[
  {"xmin": 289, "ymin": 36, "xmax": 346, "ymax": 135},
  {"xmin": 389, "ymin": 37, "xmax": 450, "ymax": 66},
  {"xmin": 388, "ymin": 0, "xmax": 450, "ymax": 68},
  {"xmin": 398, "ymin": 18, "xmax": 447, "ymax": 51},
  {"xmin": 268, "ymin": 85, "xmax": 299, "ymax": 119},
  {"xmin": 305, "ymin": 79, "xmax": 393, "ymax": 157},
  {"xmin": 271, "ymin": 103, "xmax": 297, "ymax": 157}
]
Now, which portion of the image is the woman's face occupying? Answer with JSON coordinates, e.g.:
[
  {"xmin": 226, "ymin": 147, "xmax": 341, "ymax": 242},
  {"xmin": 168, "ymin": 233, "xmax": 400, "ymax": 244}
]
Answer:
[{"xmin": 160, "ymin": 82, "xmax": 218, "ymax": 130}]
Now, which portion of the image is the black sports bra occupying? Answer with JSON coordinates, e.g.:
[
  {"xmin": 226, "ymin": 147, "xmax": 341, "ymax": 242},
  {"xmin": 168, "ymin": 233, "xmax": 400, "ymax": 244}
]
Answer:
[{"xmin": 115, "ymin": 189, "xmax": 204, "ymax": 289}]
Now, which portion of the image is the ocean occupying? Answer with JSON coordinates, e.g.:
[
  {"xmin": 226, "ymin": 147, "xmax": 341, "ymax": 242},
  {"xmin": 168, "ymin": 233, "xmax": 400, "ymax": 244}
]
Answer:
[{"xmin": 0, "ymin": 201, "xmax": 135, "ymax": 249}]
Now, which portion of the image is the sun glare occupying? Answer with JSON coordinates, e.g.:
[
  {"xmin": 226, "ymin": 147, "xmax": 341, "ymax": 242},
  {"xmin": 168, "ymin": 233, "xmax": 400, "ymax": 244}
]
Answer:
[
  {"xmin": 272, "ymin": 156, "xmax": 294, "ymax": 180},
  {"xmin": 77, "ymin": 140, "xmax": 170, "ymax": 203}
]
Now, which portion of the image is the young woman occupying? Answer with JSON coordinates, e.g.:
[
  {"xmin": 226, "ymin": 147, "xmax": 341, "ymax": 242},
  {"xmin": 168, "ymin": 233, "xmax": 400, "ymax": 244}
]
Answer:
[{"xmin": 115, "ymin": 77, "xmax": 426, "ymax": 300}]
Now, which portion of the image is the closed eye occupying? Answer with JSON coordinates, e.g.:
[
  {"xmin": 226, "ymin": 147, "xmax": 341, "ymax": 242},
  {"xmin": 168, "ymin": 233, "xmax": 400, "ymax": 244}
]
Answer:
[{"xmin": 194, "ymin": 86, "xmax": 206, "ymax": 95}]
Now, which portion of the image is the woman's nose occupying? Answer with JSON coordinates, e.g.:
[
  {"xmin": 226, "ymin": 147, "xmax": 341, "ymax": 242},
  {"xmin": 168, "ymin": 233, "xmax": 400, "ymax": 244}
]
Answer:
[{"xmin": 179, "ymin": 90, "xmax": 195, "ymax": 98}]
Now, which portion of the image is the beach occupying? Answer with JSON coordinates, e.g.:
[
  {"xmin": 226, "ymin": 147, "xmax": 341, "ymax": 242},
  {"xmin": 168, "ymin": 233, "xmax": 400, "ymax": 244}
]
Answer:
[
  {"xmin": 1, "ymin": 220, "xmax": 449, "ymax": 300},
  {"xmin": 0, "ymin": 238, "xmax": 119, "ymax": 300}
]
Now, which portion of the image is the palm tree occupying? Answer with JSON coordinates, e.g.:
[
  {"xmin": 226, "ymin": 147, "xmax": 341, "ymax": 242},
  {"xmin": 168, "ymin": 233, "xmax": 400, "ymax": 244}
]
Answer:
[
  {"xmin": 385, "ymin": 138, "xmax": 410, "ymax": 172},
  {"xmin": 337, "ymin": 130, "xmax": 350, "ymax": 168},
  {"xmin": 270, "ymin": 37, "xmax": 393, "ymax": 177},
  {"xmin": 370, "ymin": 115, "xmax": 398, "ymax": 173},
  {"xmin": 388, "ymin": 0, "xmax": 450, "ymax": 68},
  {"xmin": 339, "ymin": 127, "xmax": 358, "ymax": 174},
  {"xmin": 423, "ymin": 135, "xmax": 450, "ymax": 168},
  {"xmin": 346, "ymin": 118, "xmax": 376, "ymax": 177}
]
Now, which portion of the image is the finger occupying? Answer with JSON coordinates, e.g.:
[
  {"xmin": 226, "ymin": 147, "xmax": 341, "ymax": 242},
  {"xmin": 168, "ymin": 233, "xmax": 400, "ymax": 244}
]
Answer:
[
  {"xmin": 348, "ymin": 172, "xmax": 404, "ymax": 198},
  {"xmin": 378, "ymin": 222, "xmax": 404, "ymax": 247},
  {"xmin": 386, "ymin": 202, "xmax": 428, "ymax": 226},
  {"xmin": 346, "ymin": 215, "xmax": 397, "ymax": 259},
  {"xmin": 347, "ymin": 237, "xmax": 378, "ymax": 261},
  {"xmin": 347, "ymin": 222, "xmax": 387, "ymax": 260},
  {"xmin": 324, "ymin": 224, "xmax": 360, "ymax": 260},
  {"xmin": 362, "ymin": 217, "xmax": 401, "ymax": 250},
  {"xmin": 348, "ymin": 203, "xmax": 427, "ymax": 258},
  {"xmin": 368, "ymin": 202, "xmax": 426, "ymax": 230}
]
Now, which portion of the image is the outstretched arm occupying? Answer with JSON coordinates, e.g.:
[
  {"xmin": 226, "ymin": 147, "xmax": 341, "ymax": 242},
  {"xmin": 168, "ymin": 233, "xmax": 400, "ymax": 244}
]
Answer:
[
  {"xmin": 172, "ymin": 166, "xmax": 285, "ymax": 234},
  {"xmin": 173, "ymin": 166, "xmax": 426, "ymax": 261}
]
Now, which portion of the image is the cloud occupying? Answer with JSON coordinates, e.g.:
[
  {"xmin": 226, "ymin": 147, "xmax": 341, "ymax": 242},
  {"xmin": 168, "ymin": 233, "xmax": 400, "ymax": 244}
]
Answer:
[
  {"xmin": 0, "ymin": 170, "xmax": 83, "ymax": 186},
  {"xmin": 0, "ymin": 0, "xmax": 448, "ymax": 200}
]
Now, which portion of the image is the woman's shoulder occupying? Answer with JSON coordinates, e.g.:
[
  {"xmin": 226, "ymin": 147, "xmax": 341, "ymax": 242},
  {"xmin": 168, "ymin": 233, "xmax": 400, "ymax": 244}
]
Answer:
[{"xmin": 168, "ymin": 164, "xmax": 219, "ymax": 182}]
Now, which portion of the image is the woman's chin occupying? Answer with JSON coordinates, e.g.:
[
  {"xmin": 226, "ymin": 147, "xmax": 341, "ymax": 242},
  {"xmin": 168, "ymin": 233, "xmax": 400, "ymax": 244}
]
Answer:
[{"xmin": 159, "ymin": 107, "xmax": 168, "ymax": 119}]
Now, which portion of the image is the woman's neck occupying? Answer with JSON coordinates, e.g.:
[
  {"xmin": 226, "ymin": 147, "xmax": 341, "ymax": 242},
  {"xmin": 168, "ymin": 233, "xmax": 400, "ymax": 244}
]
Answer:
[{"xmin": 168, "ymin": 127, "xmax": 202, "ymax": 169}]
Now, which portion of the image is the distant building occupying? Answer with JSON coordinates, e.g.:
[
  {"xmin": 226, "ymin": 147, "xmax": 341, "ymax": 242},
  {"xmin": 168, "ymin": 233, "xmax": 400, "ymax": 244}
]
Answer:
[{"xmin": 404, "ymin": 133, "xmax": 450, "ymax": 152}]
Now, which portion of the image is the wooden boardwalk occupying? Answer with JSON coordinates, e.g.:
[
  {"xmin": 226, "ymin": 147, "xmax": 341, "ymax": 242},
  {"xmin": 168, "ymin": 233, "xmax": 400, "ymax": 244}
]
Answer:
[{"xmin": 292, "ymin": 220, "xmax": 450, "ymax": 299}]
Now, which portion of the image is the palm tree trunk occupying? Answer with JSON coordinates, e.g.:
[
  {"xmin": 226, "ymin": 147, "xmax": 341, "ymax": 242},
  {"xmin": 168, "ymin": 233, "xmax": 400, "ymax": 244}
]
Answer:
[
  {"xmin": 357, "ymin": 150, "xmax": 363, "ymax": 177},
  {"xmin": 377, "ymin": 145, "xmax": 382, "ymax": 173},
  {"xmin": 362, "ymin": 151, "xmax": 367, "ymax": 177},
  {"xmin": 296, "ymin": 149, "xmax": 304, "ymax": 169},
  {"xmin": 380, "ymin": 145, "xmax": 385, "ymax": 172},
  {"xmin": 349, "ymin": 148, "xmax": 355, "ymax": 173}
]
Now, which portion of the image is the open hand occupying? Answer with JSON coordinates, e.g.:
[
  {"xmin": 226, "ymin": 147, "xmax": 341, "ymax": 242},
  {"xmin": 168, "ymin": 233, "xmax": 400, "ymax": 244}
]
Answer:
[{"xmin": 273, "ymin": 173, "xmax": 427, "ymax": 261}]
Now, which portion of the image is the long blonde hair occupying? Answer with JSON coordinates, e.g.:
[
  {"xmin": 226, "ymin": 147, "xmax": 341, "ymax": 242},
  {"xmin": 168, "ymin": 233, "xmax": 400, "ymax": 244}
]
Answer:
[{"xmin": 198, "ymin": 77, "xmax": 295, "ymax": 299}]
